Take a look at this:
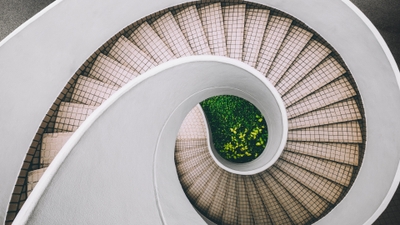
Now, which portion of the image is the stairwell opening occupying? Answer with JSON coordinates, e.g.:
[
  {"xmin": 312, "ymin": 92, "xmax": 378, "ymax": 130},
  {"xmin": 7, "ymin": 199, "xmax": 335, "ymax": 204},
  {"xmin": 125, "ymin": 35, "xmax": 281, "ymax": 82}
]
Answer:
[{"xmin": 200, "ymin": 95, "xmax": 268, "ymax": 163}]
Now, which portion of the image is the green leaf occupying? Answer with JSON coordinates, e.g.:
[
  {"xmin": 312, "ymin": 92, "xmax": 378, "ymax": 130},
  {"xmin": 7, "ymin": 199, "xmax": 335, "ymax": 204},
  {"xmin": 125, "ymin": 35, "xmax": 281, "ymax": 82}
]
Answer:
[{"xmin": 200, "ymin": 95, "xmax": 269, "ymax": 163}]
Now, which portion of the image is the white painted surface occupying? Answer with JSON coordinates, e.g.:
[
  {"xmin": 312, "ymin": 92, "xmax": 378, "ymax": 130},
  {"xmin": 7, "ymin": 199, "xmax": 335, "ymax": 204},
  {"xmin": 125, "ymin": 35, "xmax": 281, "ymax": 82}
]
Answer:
[
  {"xmin": 0, "ymin": 0, "xmax": 399, "ymax": 224},
  {"xmin": 15, "ymin": 57, "xmax": 282, "ymax": 224}
]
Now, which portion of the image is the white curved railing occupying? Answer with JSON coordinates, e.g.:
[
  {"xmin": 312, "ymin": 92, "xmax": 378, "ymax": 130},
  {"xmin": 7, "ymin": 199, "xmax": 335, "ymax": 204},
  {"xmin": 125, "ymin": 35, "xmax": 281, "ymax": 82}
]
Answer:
[
  {"xmin": 13, "ymin": 57, "xmax": 285, "ymax": 224},
  {"xmin": 0, "ymin": 0, "xmax": 399, "ymax": 224},
  {"xmin": 200, "ymin": 72, "xmax": 288, "ymax": 176}
]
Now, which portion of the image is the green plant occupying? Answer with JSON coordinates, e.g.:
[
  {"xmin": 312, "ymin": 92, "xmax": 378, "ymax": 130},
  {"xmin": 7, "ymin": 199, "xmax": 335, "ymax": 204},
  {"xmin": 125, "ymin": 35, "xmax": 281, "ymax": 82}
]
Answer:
[{"xmin": 200, "ymin": 95, "xmax": 268, "ymax": 163}]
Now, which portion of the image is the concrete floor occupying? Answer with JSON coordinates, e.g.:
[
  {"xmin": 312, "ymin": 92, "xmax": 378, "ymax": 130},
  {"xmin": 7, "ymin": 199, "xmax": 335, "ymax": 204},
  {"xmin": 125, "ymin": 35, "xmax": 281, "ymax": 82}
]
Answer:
[{"xmin": 0, "ymin": 0, "xmax": 54, "ymax": 40}]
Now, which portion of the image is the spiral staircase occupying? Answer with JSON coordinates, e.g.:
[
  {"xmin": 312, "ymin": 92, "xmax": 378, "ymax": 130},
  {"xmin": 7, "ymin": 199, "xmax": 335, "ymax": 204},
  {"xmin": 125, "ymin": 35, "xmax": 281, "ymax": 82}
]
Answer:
[{"xmin": 1, "ymin": 0, "xmax": 399, "ymax": 225}]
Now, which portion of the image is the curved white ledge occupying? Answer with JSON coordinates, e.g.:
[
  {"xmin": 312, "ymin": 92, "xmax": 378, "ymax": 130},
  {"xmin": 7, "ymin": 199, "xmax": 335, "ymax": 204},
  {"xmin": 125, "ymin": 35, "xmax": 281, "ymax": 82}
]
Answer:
[
  {"xmin": 1, "ymin": 0, "xmax": 399, "ymax": 224},
  {"xmin": 197, "ymin": 68, "xmax": 287, "ymax": 175},
  {"xmin": 14, "ymin": 56, "xmax": 284, "ymax": 224}
]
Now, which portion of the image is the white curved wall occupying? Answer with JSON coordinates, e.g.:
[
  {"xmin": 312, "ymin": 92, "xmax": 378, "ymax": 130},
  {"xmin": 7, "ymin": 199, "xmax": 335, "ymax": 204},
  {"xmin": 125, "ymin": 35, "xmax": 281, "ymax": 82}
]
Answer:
[
  {"xmin": 0, "ymin": 0, "xmax": 399, "ymax": 224},
  {"xmin": 15, "ymin": 58, "xmax": 286, "ymax": 224}
]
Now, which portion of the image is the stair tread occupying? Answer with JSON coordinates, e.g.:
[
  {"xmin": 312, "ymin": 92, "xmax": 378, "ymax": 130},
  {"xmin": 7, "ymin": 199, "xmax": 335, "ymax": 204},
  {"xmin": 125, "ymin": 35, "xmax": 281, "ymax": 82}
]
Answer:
[
  {"xmin": 206, "ymin": 171, "xmax": 229, "ymax": 223},
  {"xmin": 108, "ymin": 36, "xmax": 156, "ymax": 74},
  {"xmin": 130, "ymin": 22, "xmax": 176, "ymax": 64},
  {"xmin": 176, "ymin": 148, "xmax": 209, "ymax": 174},
  {"xmin": 178, "ymin": 152, "xmax": 214, "ymax": 188},
  {"xmin": 175, "ymin": 140, "xmax": 208, "ymax": 164},
  {"xmin": 275, "ymin": 160, "xmax": 344, "ymax": 204},
  {"xmin": 253, "ymin": 174, "xmax": 292, "ymax": 224},
  {"xmin": 244, "ymin": 176, "xmax": 272, "ymax": 224},
  {"xmin": 41, "ymin": 132, "xmax": 73, "ymax": 167},
  {"xmin": 175, "ymin": 145, "xmax": 208, "ymax": 165},
  {"xmin": 176, "ymin": 105, "xmax": 207, "ymax": 140},
  {"xmin": 261, "ymin": 172, "xmax": 313, "ymax": 224},
  {"xmin": 266, "ymin": 26, "xmax": 313, "ymax": 85},
  {"xmin": 242, "ymin": 8, "xmax": 270, "ymax": 67},
  {"xmin": 281, "ymin": 151, "xmax": 354, "ymax": 186},
  {"xmin": 288, "ymin": 121, "xmax": 363, "ymax": 143},
  {"xmin": 58, "ymin": 102, "xmax": 97, "ymax": 109},
  {"xmin": 285, "ymin": 141, "xmax": 359, "ymax": 165},
  {"xmin": 192, "ymin": 166, "xmax": 222, "ymax": 210},
  {"xmin": 71, "ymin": 76, "xmax": 119, "ymax": 106},
  {"xmin": 289, "ymin": 98, "xmax": 362, "ymax": 129},
  {"xmin": 270, "ymin": 166, "xmax": 329, "ymax": 217},
  {"xmin": 283, "ymin": 56, "xmax": 346, "ymax": 107},
  {"xmin": 184, "ymin": 160, "xmax": 217, "ymax": 199},
  {"xmin": 174, "ymin": 5, "xmax": 211, "ymax": 55},
  {"xmin": 286, "ymin": 76, "xmax": 357, "ymax": 118},
  {"xmin": 256, "ymin": 15, "xmax": 292, "ymax": 75},
  {"xmin": 221, "ymin": 173, "xmax": 238, "ymax": 224},
  {"xmin": 198, "ymin": 3, "xmax": 227, "ymax": 56},
  {"xmin": 152, "ymin": 12, "xmax": 194, "ymax": 58},
  {"xmin": 55, "ymin": 102, "xmax": 97, "ymax": 132},
  {"xmin": 27, "ymin": 167, "xmax": 47, "ymax": 196},
  {"xmin": 89, "ymin": 53, "xmax": 138, "ymax": 87},
  {"xmin": 236, "ymin": 176, "xmax": 253, "ymax": 224},
  {"xmin": 276, "ymin": 39, "xmax": 332, "ymax": 95},
  {"xmin": 222, "ymin": 4, "xmax": 245, "ymax": 60}
]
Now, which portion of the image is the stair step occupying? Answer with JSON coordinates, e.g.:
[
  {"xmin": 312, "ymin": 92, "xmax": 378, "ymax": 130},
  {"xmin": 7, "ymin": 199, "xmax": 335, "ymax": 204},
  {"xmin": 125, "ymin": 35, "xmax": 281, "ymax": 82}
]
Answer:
[
  {"xmin": 71, "ymin": 76, "xmax": 119, "ymax": 106},
  {"xmin": 54, "ymin": 102, "xmax": 97, "ymax": 132},
  {"xmin": 176, "ymin": 105, "xmax": 207, "ymax": 140},
  {"xmin": 221, "ymin": 174, "xmax": 238, "ymax": 224},
  {"xmin": 176, "ymin": 147, "xmax": 209, "ymax": 174},
  {"xmin": 27, "ymin": 168, "xmax": 47, "ymax": 196},
  {"xmin": 285, "ymin": 141, "xmax": 359, "ymax": 165},
  {"xmin": 242, "ymin": 8, "xmax": 270, "ymax": 67},
  {"xmin": 152, "ymin": 12, "xmax": 194, "ymax": 58},
  {"xmin": 178, "ymin": 152, "xmax": 214, "ymax": 188},
  {"xmin": 175, "ymin": 140, "xmax": 208, "ymax": 164},
  {"xmin": 276, "ymin": 39, "xmax": 332, "ymax": 95},
  {"xmin": 206, "ymin": 171, "xmax": 229, "ymax": 223},
  {"xmin": 236, "ymin": 176, "xmax": 253, "ymax": 224},
  {"xmin": 286, "ymin": 76, "xmax": 357, "ymax": 118},
  {"xmin": 108, "ymin": 36, "xmax": 156, "ymax": 74},
  {"xmin": 256, "ymin": 15, "xmax": 292, "ymax": 75},
  {"xmin": 244, "ymin": 176, "xmax": 271, "ymax": 224},
  {"xmin": 253, "ymin": 174, "xmax": 292, "ymax": 224},
  {"xmin": 88, "ymin": 53, "xmax": 137, "ymax": 87},
  {"xmin": 184, "ymin": 161, "xmax": 216, "ymax": 200},
  {"xmin": 222, "ymin": 4, "xmax": 245, "ymax": 60},
  {"xmin": 41, "ymin": 132, "xmax": 73, "ymax": 167},
  {"xmin": 198, "ymin": 3, "xmax": 227, "ymax": 56},
  {"xmin": 130, "ymin": 22, "xmax": 176, "ymax": 64},
  {"xmin": 281, "ymin": 151, "xmax": 354, "ymax": 186},
  {"xmin": 275, "ymin": 160, "xmax": 343, "ymax": 204},
  {"xmin": 174, "ymin": 5, "xmax": 211, "ymax": 55},
  {"xmin": 288, "ymin": 98, "xmax": 362, "ymax": 129},
  {"xmin": 191, "ymin": 166, "xmax": 221, "ymax": 210},
  {"xmin": 262, "ymin": 172, "xmax": 313, "ymax": 224},
  {"xmin": 288, "ymin": 121, "xmax": 363, "ymax": 143},
  {"xmin": 176, "ymin": 150, "xmax": 210, "ymax": 175},
  {"xmin": 269, "ymin": 166, "xmax": 329, "ymax": 217},
  {"xmin": 283, "ymin": 56, "xmax": 346, "ymax": 107},
  {"xmin": 266, "ymin": 26, "xmax": 313, "ymax": 85}
]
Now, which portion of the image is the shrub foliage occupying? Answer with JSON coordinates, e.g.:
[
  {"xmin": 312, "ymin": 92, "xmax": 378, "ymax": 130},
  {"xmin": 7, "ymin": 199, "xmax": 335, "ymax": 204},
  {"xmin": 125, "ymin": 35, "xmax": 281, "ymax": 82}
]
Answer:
[{"xmin": 200, "ymin": 95, "xmax": 268, "ymax": 163}]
